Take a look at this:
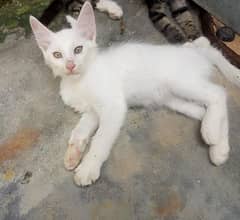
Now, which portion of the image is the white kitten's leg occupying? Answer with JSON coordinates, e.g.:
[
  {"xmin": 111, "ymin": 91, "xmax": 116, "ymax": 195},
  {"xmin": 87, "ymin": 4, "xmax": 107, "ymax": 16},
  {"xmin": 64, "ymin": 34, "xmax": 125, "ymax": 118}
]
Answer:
[
  {"xmin": 172, "ymin": 81, "xmax": 230, "ymax": 165},
  {"xmin": 165, "ymin": 97, "xmax": 205, "ymax": 120},
  {"xmin": 209, "ymin": 116, "xmax": 229, "ymax": 166},
  {"xmin": 64, "ymin": 111, "xmax": 98, "ymax": 170},
  {"xmin": 74, "ymin": 101, "xmax": 127, "ymax": 186},
  {"xmin": 96, "ymin": 0, "xmax": 123, "ymax": 19}
]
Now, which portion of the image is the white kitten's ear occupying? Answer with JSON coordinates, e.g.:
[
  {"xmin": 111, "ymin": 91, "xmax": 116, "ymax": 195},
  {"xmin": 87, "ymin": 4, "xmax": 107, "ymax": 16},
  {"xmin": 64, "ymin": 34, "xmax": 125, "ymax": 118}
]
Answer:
[
  {"xmin": 29, "ymin": 16, "xmax": 53, "ymax": 50},
  {"xmin": 76, "ymin": 2, "xmax": 96, "ymax": 41}
]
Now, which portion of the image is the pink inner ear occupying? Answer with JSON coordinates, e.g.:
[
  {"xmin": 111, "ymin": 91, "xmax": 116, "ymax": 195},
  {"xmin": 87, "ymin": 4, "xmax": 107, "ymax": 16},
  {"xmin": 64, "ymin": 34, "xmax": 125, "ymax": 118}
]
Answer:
[
  {"xmin": 30, "ymin": 16, "xmax": 53, "ymax": 50},
  {"xmin": 76, "ymin": 2, "xmax": 96, "ymax": 41}
]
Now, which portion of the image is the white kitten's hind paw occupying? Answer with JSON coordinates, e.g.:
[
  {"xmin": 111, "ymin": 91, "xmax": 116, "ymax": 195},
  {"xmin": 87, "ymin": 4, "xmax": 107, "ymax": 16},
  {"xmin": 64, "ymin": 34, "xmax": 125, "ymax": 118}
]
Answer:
[
  {"xmin": 209, "ymin": 143, "xmax": 230, "ymax": 166},
  {"xmin": 201, "ymin": 116, "xmax": 221, "ymax": 145},
  {"xmin": 96, "ymin": 0, "xmax": 123, "ymax": 20},
  {"xmin": 74, "ymin": 161, "xmax": 100, "ymax": 186}
]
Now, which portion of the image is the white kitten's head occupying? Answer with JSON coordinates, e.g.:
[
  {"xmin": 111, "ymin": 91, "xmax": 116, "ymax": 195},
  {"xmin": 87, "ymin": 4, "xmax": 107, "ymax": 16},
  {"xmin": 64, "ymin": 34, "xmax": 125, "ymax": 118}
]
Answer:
[{"xmin": 30, "ymin": 2, "xmax": 96, "ymax": 77}]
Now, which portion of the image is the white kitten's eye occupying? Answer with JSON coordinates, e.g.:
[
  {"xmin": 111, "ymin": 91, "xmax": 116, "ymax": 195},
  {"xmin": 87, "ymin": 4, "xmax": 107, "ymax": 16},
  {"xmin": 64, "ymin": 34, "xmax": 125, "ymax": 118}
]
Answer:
[
  {"xmin": 74, "ymin": 46, "xmax": 83, "ymax": 54},
  {"xmin": 53, "ymin": 51, "xmax": 62, "ymax": 58}
]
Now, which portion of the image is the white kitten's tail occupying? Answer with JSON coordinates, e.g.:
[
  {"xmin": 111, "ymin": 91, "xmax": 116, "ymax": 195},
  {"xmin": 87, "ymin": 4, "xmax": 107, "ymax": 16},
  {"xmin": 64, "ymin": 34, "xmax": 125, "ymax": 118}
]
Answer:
[{"xmin": 193, "ymin": 37, "xmax": 240, "ymax": 87}]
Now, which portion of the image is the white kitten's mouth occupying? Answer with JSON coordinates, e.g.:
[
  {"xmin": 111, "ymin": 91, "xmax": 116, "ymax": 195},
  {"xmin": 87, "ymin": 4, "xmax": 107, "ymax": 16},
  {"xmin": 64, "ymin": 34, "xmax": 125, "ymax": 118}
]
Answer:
[{"xmin": 66, "ymin": 70, "xmax": 79, "ymax": 76}]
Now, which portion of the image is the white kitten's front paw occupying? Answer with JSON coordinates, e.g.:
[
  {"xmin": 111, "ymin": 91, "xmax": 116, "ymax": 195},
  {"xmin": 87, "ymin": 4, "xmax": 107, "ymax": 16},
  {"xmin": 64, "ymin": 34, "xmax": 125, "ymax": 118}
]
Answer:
[
  {"xmin": 209, "ymin": 143, "xmax": 230, "ymax": 166},
  {"xmin": 64, "ymin": 136, "xmax": 88, "ymax": 171},
  {"xmin": 74, "ymin": 161, "xmax": 101, "ymax": 186}
]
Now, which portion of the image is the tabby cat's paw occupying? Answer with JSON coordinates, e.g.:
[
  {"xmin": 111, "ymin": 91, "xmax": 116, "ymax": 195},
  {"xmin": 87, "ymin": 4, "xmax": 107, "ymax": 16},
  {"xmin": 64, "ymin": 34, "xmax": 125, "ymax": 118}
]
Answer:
[
  {"xmin": 108, "ymin": 4, "xmax": 123, "ymax": 19},
  {"xmin": 96, "ymin": 0, "xmax": 123, "ymax": 20}
]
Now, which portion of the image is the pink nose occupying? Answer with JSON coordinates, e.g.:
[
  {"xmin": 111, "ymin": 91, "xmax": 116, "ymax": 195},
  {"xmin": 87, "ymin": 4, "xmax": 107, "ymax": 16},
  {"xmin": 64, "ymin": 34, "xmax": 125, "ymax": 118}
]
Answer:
[{"xmin": 66, "ymin": 61, "xmax": 76, "ymax": 72}]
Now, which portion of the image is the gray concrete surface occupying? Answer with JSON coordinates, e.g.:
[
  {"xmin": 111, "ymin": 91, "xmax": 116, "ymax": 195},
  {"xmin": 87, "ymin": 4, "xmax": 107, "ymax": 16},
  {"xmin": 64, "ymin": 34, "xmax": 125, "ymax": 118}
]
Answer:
[{"xmin": 0, "ymin": 0, "xmax": 240, "ymax": 219}]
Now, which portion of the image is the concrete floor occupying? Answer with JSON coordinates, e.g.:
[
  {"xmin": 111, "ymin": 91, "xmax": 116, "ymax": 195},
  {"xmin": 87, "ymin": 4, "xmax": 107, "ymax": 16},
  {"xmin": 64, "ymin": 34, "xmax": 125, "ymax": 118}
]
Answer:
[{"xmin": 0, "ymin": 0, "xmax": 240, "ymax": 219}]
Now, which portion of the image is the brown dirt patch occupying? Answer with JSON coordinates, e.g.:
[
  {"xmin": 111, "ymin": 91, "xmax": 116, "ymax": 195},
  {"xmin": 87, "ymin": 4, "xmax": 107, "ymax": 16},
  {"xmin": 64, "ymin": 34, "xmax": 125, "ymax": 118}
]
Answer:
[
  {"xmin": 155, "ymin": 191, "xmax": 183, "ymax": 218},
  {"xmin": 0, "ymin": 128, "xmax": 40, "ymax": 163}
]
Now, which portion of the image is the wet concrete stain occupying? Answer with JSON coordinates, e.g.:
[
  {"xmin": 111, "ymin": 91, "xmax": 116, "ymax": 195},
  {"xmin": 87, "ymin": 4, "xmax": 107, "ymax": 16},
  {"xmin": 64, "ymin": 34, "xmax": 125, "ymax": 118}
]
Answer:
[
  {"xmin": 155, "ymin": 190, "xmax": 183, "ymax": 218},
  {"xmin": 106, "ymin": 140, "xmax": 142, "ymax": 183},
  {"xmin": 107, "ymin": 157, "xmax": 141, "ymax": 182},
  {"xmin": 0, "ymin": 182, "xmax": 20, "ymax": 220},
  {"xmin": 2, "ymin": 169, "xmax": 15, "ymax": 181},
  {"xmin": 90, "ymin": 199, "xmax": 132, "ymax": 220},
  {"xmin": 20, "ymin": 171, "xmax": 32, "ymax": 184},
  {"xmin": 149, "ymin": 111, "xmax": 197, "ymax": 148},
  {"xmin": 0, "ymin": 128, "xmax": 40, "ymax": 163}
]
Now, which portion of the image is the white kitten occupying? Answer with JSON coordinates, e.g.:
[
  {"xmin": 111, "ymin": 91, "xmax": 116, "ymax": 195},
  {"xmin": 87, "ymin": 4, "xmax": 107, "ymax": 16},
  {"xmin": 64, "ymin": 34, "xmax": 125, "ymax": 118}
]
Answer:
[{"xmin": 30, "ymin": 2, "xmax": 240, "ymax": 186}]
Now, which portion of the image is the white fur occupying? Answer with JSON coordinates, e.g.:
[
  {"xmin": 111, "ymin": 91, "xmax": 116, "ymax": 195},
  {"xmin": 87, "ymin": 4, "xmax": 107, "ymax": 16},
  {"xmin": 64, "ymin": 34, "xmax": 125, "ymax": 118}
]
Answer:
[
  {"xmin": 30, "ymin": 3, "xmax": 240, "ymax": 186},
  {"xmin": 96, "ymin": 0, "xmax": 123, "ymax": 19}
]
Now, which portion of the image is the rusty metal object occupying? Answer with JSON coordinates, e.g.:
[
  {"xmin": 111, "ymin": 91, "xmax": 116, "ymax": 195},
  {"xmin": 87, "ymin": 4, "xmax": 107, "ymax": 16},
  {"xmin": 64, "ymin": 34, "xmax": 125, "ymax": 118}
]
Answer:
[
  {"xmin": 201, "ymin": 10, "xmax": 240, "ymax": 68},
  {"xmin": 193, "ymin": 0, "xmax": 240, "ymax": 34},
  {"xmin": 216, "ymin": 26, "xmax": 235, "ymax": 42}
]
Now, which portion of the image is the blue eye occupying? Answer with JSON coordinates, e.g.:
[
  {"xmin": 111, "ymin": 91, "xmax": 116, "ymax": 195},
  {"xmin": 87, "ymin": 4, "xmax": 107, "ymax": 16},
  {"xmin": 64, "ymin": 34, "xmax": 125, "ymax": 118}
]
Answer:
[{"xmin": 74, "ymin": 46, "xmax": 83, "ymax": 54}]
